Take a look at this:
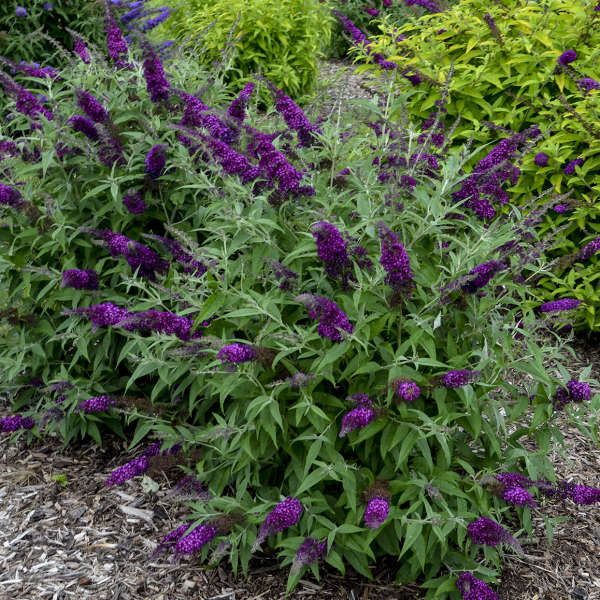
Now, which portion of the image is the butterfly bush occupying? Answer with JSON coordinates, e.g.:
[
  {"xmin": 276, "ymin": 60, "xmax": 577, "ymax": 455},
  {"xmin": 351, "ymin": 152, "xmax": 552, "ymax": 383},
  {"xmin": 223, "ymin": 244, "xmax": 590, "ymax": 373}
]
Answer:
[{"xmin": 1, "ymin": 15, "xmax": 598, "ymax": 596}]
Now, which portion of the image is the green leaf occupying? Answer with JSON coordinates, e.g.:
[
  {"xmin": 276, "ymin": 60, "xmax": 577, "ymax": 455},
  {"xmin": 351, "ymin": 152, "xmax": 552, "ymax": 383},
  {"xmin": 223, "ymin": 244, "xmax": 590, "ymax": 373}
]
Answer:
[
  {"xmin": 295, "ymin": 466, "xmax": 328, "ymax": 496},
  {"xmin": 399, "ymin": 521, "xmax": 422, "ymax": 558}
]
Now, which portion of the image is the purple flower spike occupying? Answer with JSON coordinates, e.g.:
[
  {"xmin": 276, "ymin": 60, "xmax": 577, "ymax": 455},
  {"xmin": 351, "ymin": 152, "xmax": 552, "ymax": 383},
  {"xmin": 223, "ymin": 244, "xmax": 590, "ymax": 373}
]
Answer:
[
  {"xmin": 65, "ymin": 302, "xmax": 130, "ymax": 329},
  {"xmin": 566, "ymin": 380, "xmax": 592, "ymax": 402},
  {"xmin": 558, "ymin": 50, "xmax": 576, "ymax": 66},
  {"xmin": 577, "ymin": 78, "xmax": 600, "ymax": 94},
  {"xmin": 467, "ymin": 516, "xmax": 522, "ymax": 553},
  {"xmin": 563, "ymin": 158, "xmax": 584, "ymax": 175},
  {"xmin": 539, "ymin": 298, "xmax": 581, "ymax": 313},
  {"xmin": 145, "ymin": 144, "xmax": 167, "ymax": 179},
  {"xmin": 104, "ymin": 1, "xmax": 132, "ymax": 68},
  {"xmin": 405, "ymin": 0, "xmax": 441, "ymax": 13},
  {"xmin": 0, "ymin": 414, "xmax": 34, "ymax": 433},
  {"xmin": 534, "ymin": 152, "xmax": 548, "ymax": 167},
  {"xmin": 228, "ymin": 82, "xmax": 254, "ymax": 122},
  {"xmin": 396, "ymin": 380, "xmax": 420, "ymax": 402},
  {"xmin": 264, "ymin": 258, "xmax": 298, "ymax": 291},
  {"xmin": 77, "ymin": 395, "xmax": 116, "ymax": 413},
  {"xmin": 348, "ymin": 393, "xmax": 373, "ymax": 407},
  {"xmin": 339, "ymin": 406, "xmax": 375, "ymax": 437},
  {"xmin": 142, "ymin": 43, "xmax": 170, "ymax": 103},
  {"xmin": 123, "ymin": 189, "xmax": 147, "ymax": 214},
  {"xmin": 456, "ymin": 573, "xmax": 499, "ymax": 600},
  {"xmin": 364, "ymin": 496, "xmax": 389, "ymax": 529},
  {"xmin": 15, "ymin": 7, "xmax": 27, "ymax": 17},
  {"xmin": 462, "ymin": 261, "xmax": 504, "ymax": 294},
  {"xmin": 0, "ymin": 183, "xmax": 24, "ymax": 208},
  {"xmin": 311, "ymin": 221, "xmax": 353, "ymax": 284},
  {"xmin": 273, "ymin": 89, "xmax": 316, "ymax": 147},
  {"xmin": 570, "ymin": 485, "xmax": 600, "ymax": 505},
  {"xmin": 252, "ymin": 497, "xmax": 303, "ymax": 552},
  {"xmin": 496, "ymin": 473, "xmax": 533, "ymax": 488},
  {"xmin": 291, "ymin": 537, "xmax": 327, "ymax": 574},
  {"xmin": 442, "ymin": 369, "xmax": 481, "ymax": 389},
  {"xmin": 580, "ymin": 237, "xmax": 600, "ymax": 261},
  {"xmin": 296, "ymin": 294, "xmax": 354, "ymax": 343},
  {"xmin": 502, "ymin": 486, "xmax": 537, "ymax": 508},
  {"xmin": 73, "ymin": 37, "xmax": 90, "ymax": 64},
  {"xmin": 332, "ymin": 10, "xmax": 370, "ymax": 49},
  {"xmin": 105, "ymin": 456, "xmax": 148, "ymax": 486},
  {"xmin": 68, "ymin": 115, "xmax": 100, "ymax": 140},
  {"xmin": 75, "ymin": 90, "xmax": 109, "ymax": 123},
  {"xmin": 174, "ymin": 524, "xmax": 218, "ymax": 558},
  {"xmin": 217, "ymin": 343, "xmax": 255, "ymax": 364},
  {"xmin": 151, "ymin": 524, "xmax": 190, "ymax": 558},
  {"xmin": 377, "ymin": 222, "xmax": 413, "ymax": 289},
  {"xmin": 83, "ymin": 228, "xmax": 169, "ymax": 280},
  {"xmin": 61, "ymin": 268, "xmax": 99, "ymax": 290}
]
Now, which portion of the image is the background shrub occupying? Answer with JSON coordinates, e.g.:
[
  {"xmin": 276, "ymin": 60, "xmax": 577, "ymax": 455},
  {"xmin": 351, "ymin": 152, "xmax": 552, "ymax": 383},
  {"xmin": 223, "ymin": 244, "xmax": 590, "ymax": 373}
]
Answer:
[
  {"xmin": 146, "ymin": 0, "xmax": 333, "ymax": 99},
  {"xmin": 0, "ymin": 1, "xmax": 105, "ymax": 65},
  {"xmin": 361, "ymin": 0, "xmax": 600, "ymax": 331}
]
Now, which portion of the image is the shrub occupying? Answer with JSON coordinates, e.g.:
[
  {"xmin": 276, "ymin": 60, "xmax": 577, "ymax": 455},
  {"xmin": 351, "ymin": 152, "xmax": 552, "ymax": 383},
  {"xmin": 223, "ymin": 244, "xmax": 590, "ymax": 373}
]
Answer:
[
  {"xmin": 1, "ymin": 10, "xmax": 599, "ymax": 599},
  {"xmin": 145, "ymin": 0, "xmax": 333, "ymax": 99},
  {"xmin": 325, "ymin": 0, "xmax": 416, "ymax": 59},
  {"xmin": 0, "ymin": 1, "xmax": 105, "ymax": 65},
  {"xmin": 360, "ymin": 0, "xmax": 600, "ymax": 331}
]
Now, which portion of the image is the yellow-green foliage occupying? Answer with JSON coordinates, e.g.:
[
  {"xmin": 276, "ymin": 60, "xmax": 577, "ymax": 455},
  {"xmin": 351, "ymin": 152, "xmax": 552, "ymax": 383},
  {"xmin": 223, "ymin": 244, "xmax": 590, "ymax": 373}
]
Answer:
[
  {"xmin": 360, "ymin": 0, "xmax": 600, "ymax": 330},
  {"xmin": 151, "ymin": 0, "xmax": 333, "ymax": 98}
]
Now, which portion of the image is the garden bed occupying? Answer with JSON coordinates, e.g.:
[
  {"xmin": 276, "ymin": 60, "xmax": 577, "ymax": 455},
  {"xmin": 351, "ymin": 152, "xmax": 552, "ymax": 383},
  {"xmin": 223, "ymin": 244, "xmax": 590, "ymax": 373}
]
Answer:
[{"xmin": 1, "ymin": 335, "xmax": 599, "ymax": 600}]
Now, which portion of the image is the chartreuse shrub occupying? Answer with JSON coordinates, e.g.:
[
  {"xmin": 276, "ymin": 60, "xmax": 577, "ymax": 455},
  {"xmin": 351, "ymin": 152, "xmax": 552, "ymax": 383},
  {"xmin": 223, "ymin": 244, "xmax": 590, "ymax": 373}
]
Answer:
[
  {"xmin": 1, "ymin": 6, "xmax": 600, "ymax": 599},
  {"xmin": 359, "ymin": 0, "xmax": 600, "ymax": 331},
  {"xmin": 144, "ymin": 0, "xmax": 333, "ymax": 98}
]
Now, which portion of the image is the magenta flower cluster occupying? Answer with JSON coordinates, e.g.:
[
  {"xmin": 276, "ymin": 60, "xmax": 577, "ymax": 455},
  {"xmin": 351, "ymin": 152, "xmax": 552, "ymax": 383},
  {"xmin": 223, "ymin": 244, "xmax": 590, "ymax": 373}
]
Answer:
[
  {"xmin": 274, "ymin": 89, "xmax": 316, "ymax": 147},
  {"xmin": 395, "ymin": 380, "xmax": 420, "ymax": 402},
  {"xmin": 0, "ymin": 183, "xmax": 24, "ymax": 208},
  {"xmin": 364, "ymin": 496, "xmax": 389, "ymax": 529},
  {"xmin": 462, "ymin": 261, "xmax": 504, "ymax": 294},
  {"xmin": 377, "ymin": 221, "xmax": 413, "ymax": 289},
  {"xmin": 61, "ymin": 269, "xmax": 99, "ymax": 290},
  {"xmin": 145, "ymin": 144, "xmax": 167, "ymax": 179},
  {"xmin": 580, "ymin": 237, "xmax": 600, "ymax": 261},
  {"xmin": 339, "ymin": 405, "xmax": 375, "ymax": 437},
  {"xmin": 142, "ymin": 44, "xmax": 170, "ymax": 103},
  {"xmin": 68, "ymin": 115, "xmax": 100, "ymax": 140},
  {"xmin": 292, "ymin": 537, "xmax": 327, "ymax": 574},
  {"xmin": 252, "ymin": 497, "xmax": 303, "ymax": 552},
  {"xmin": 75, "ymin": 90, "xmax": 110, "ymax": 123},
  {"xmin": 77, "ymin": 395, "xmax": 116, "ymax": 413},
  {"xmin": 228, "ymin": 82, "xmax": 254, "ymax": 122},
  {"xmin": 539, "ymin": 298, "xmax": 581, "ymax": 313},
  {"xmin": 456, "ymin": 572, "xmax": 498, "ymax": 600},
  {"xmin": 296, "ymin": 294, "xmax": 354, "ymax": 342},
  {"xmin": 123, "ymin": 189, "xmax": 147, "ymax": 214},
  {"xmin": 442, "ymin": 369, "xmax": 481, "ymax": 389},
  {"xmin": 82, "ymin": 228, "xmax": 169, "ymax": 280},
  {"xmin": 495, "ymin": 472, "xmax": 600, "ymax": 506},
  {"xmin": 217, "ymin": 343, "xmax": 256, "ymax": 364},
  {"xmin": 105, "ymin": 441, "xmax": 180, "ymax": 487},
  {"xmin": 467, "ymin": 516, "xmax": 522, "ymax": 552},
  {"xmin": 0, "ymin": 414, "xmax": 35, "ymax": 433},
  {"xmin": 553, "ymin": 379, "xmax": 592, "ymax": 410}
]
